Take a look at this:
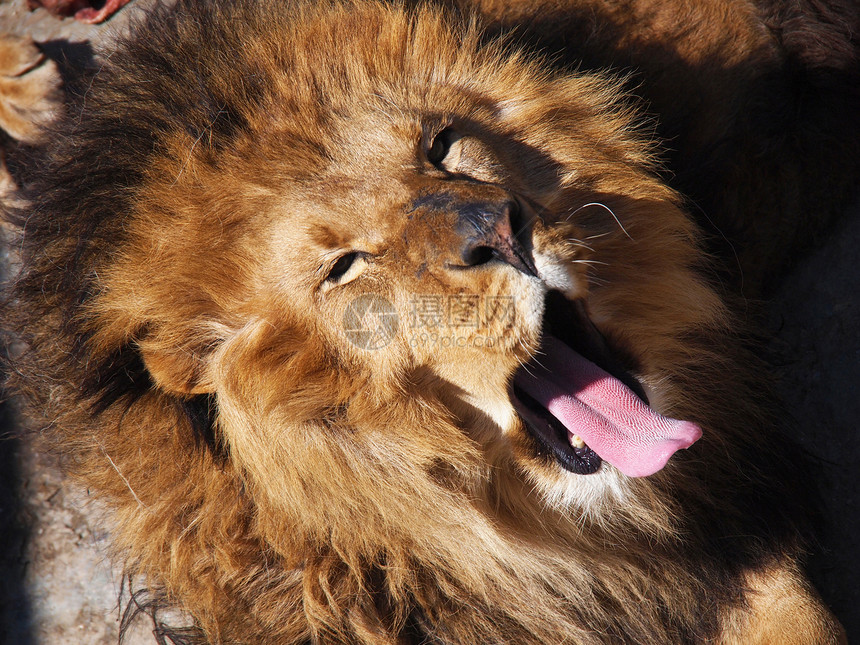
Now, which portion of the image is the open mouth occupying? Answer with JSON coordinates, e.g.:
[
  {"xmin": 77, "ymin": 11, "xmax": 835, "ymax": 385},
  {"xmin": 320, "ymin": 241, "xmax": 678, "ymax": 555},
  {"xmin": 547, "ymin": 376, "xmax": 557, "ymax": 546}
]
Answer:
[{"xmin": 511, "ymin": 291, "xmax": 702, "ymax": 478}]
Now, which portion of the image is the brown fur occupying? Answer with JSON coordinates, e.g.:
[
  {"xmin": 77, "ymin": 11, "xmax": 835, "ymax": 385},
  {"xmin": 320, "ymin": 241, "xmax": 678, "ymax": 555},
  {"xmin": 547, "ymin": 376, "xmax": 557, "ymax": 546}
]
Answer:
[
  {"xmin": 464, "ymin": 0, "xmax": 860, "ymax": 291},
  {"xmin": 2, "ymin": 0, "xmax": 853, "ymax": 643}
]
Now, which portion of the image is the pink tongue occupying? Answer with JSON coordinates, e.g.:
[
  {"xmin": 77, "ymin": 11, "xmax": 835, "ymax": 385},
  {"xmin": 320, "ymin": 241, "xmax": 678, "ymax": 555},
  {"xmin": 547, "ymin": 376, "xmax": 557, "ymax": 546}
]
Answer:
[{"xmin": 515, "ymin": 335, "xmax": 701, "ymax": 477}]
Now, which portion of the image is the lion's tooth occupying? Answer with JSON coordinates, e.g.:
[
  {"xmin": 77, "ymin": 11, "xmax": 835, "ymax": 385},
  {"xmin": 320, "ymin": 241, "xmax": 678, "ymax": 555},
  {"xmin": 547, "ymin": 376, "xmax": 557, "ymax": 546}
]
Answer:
[{"xmin": 570, "ymin": 434, "xmax": 586, "ymax": 449}]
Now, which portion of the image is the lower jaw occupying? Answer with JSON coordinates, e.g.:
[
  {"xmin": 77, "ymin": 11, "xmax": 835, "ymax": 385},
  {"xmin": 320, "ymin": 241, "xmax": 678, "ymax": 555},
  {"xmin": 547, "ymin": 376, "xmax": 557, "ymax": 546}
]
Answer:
[{"xmin": 511, "ymin": 385, "xmax": 603, "ymax": 475}]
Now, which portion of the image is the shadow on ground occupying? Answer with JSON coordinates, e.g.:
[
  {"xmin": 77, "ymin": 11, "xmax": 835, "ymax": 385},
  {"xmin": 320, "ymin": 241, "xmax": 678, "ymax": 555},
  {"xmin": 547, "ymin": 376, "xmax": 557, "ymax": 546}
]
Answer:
[
  {"xmin": 770, "ymin": 199, "xmax": 860, "ymax": 640},
  {"xmin": 0, "ymin": 400, "xmax": 34, "ymax": 645}
]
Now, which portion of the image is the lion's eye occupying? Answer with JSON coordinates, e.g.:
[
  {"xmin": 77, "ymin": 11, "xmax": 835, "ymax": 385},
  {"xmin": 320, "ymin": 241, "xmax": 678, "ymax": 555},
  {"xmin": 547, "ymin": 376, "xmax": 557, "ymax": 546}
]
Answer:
[
  {"xmin": 322, "ymin": 251, "xmax": 370, "ymax": 289},
  {"xmin": 427, "ymin": 128, "xmax": 457, "ymax": 167},
  {"xmin": 326, "ymin": 252, "xmax": 360, "ymax": 282}
]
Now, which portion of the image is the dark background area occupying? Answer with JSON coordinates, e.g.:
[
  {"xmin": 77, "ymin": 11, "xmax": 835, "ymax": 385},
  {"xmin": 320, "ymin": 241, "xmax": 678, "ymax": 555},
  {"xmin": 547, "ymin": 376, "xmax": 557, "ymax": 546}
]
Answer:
[{"xmin": 768, "ymin": 201, "xmax": 860, "ymax": 640}]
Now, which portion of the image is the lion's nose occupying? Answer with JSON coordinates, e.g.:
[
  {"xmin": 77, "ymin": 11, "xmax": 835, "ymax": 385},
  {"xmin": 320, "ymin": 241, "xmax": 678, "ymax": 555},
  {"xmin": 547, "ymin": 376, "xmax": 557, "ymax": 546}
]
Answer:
[{"xmin": 457, "ymin": 199, "xmax": 539, "ymax": 277}]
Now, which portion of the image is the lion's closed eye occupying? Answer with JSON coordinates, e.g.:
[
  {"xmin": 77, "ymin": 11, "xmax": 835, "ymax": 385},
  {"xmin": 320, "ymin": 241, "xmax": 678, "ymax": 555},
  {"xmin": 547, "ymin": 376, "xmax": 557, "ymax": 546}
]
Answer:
[
  {"xmin": 427, "ymin": 127, "xmax": 462, "ymax": 170},
  {"xmin": 322, "ymin": 251, "xmax": 366, "ymax": 288},
  {"xmin": 427, "ymin": 128, "xmax": 506, "ymax": 183}
]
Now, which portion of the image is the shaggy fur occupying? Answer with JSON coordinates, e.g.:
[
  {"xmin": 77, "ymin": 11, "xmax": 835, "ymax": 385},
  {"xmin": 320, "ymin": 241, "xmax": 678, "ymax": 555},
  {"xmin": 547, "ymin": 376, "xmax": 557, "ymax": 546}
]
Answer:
[
  {"xmin": 462, "ymin": 0, "xmax": 860, "ymax": 291},
  {"xmin": 3, "ymin": 0, "xmax": 855, "ymax": 643}
]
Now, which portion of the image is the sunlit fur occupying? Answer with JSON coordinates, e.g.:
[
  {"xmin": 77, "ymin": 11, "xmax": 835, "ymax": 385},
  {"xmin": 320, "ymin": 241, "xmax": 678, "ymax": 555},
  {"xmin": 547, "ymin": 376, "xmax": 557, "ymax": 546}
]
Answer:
[{"xmin": 2, "ymin": 1, "xmax": 848, "ymax": 643}]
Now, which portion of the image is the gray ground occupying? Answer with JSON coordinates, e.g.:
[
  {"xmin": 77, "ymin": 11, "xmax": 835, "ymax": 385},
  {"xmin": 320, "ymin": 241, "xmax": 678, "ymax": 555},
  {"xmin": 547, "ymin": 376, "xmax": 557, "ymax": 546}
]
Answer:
[{"xmin": 0, "ymin": 1, "xmax": 857, "ymax": 643}]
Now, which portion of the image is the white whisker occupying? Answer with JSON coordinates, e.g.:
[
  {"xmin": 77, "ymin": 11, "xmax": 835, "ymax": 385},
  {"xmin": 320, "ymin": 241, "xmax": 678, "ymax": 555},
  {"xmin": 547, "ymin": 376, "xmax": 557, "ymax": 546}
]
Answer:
[{"xmin": 566, "ymin": 202, "xmax": 633, "ymax": 240}]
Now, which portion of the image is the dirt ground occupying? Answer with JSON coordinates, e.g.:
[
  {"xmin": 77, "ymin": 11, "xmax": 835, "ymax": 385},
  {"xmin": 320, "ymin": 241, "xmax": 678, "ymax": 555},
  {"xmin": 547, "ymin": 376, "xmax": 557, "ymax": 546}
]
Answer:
[{"xmin": 0, "ymin": 1, "xmax": 857, "ymax": 643}]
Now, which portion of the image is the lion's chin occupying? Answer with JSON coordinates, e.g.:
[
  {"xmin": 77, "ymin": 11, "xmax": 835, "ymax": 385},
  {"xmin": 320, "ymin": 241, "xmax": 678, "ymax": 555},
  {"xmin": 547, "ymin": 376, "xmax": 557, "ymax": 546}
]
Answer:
[{"xmin": 511, "ymin": 290, "xmax": 702, "ymax": 479}]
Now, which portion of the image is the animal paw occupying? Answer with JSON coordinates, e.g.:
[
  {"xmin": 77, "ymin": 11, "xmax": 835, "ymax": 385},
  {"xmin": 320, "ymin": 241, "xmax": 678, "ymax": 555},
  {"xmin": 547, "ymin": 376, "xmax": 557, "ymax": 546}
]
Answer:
[{"xmin": 0, "ymin": 35, "xmax": 60, "ymax": 142}]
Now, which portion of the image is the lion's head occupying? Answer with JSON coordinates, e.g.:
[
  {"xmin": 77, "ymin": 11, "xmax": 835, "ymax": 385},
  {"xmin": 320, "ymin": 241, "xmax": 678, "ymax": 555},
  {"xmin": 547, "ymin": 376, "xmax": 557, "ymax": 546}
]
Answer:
[{"xmin": 85, "ymin": 0, "xmax": 717, "ymax": 531}]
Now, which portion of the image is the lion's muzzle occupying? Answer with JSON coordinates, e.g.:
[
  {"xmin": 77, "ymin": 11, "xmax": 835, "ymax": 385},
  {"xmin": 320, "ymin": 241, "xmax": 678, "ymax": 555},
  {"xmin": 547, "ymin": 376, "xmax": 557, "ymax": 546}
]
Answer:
[{"xmin": 408, "ymin": 185, "xmax": 538, "ymax": 277}]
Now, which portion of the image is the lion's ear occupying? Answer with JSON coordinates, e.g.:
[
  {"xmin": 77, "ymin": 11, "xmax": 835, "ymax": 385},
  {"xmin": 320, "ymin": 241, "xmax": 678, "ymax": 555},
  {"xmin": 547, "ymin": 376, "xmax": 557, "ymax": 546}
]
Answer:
[{"xmin": 138, "ymin": 339, "xmax": 214, "ymax": 395}]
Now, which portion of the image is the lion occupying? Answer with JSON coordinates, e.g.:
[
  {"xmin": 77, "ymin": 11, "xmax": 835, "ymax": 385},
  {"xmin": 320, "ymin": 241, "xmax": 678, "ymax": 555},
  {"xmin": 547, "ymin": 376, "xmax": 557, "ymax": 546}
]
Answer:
[{"xmin": 2, "ymin": 0, "xmax": 854, "ymax": 643}]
